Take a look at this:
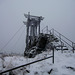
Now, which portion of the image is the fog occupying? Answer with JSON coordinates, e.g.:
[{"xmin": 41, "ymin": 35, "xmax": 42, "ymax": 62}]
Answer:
[{"xmin": 0, "ymin": 0, "xmax": 75, "ymax": 54}]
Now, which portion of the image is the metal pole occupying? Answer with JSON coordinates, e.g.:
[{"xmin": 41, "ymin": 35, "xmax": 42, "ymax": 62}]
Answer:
[
  {"xmin": 61, "ymin": 42, "xmax": 63, "ymax": 53},
  {"xmin": 52, "ymin": 29, "xmax": 54, "ymax": 35},
  {"xmin": 26, "ymin": 12, "xmax": 30, "ymax": 49},
  {"xmin": 52, "ymin": 47, "xmax": 54, "ymax": 64},
  {"xmin": 0, "ymin": 56, "xmax": 53, "ymax": 74},
  {"xmin": 47, "ymin": 26, "xmax": 48, "ymax": 34},
  {"xmin": 38, "ymin": 17, "xmax": 41, "ymax": 35},
  {"xmin": 72, "ymin": 42, "xmax": 74, "ymax": 53},
  {"xmin": 49, "ymin": 30, "xmax": 51, "ymax": 41}
]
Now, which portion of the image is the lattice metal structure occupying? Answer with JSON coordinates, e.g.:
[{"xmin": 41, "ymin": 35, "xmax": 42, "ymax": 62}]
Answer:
[{"xmin": 23, "ymin": 12, "xmax": 44, "ymax": 51}]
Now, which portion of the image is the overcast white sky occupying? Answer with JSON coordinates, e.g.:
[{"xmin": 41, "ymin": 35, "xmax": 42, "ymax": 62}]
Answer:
[{"xmin": 0, "ymin": 0, "xmax": 75, "ymax": 54}]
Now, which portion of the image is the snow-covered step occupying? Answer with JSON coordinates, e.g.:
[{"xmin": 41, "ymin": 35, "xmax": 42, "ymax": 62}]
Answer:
[{"xmin": 56, "ymin": 47, "xmax": 68, "ymax": 50}]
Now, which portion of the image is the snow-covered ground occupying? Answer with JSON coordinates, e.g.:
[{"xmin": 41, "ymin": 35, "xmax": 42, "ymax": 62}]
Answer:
[{"xmin": 0, "ymin": 50, "xmax": 75, "ymax": 75}]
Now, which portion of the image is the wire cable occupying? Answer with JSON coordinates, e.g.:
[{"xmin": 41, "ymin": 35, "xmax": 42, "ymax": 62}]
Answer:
[
  {"xmin": 0, "ymin": 25, "xmax": 24, "ymax": 51},
  {"xmin": 11, "ymin": 27, "xmax": 25, "ymax": 50}
]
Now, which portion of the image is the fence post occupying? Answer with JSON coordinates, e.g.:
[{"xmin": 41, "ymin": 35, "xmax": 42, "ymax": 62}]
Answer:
[
  {"xmin": 61, "ymin": 42, "xmax": 63, "ymax": 53},
  {"xmin": 52, "ymin": 47, "xmax": 54, "ymax": 64},
  {"xmin": 72, "ymin": 42, "xmax": 74, "ymax": 53},
  {"xmin": 59, "ymin": 33, "xmax": 63, "ymax": 53}
]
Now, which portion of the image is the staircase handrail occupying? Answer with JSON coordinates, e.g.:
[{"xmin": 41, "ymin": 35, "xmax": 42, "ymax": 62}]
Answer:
[
  {"xmin": 51, "ymin": 28, "xmax": 75, "ymax": 51},
  {"xmin": 54, "ymin": 33, "xmax": 72, "ymax": 47},
  {"xmin": 53, "ymin": 29, "xmax": 74, "ymax": 44},
  {"xmin": 41, "ymin": 26, "xmax": 75, "ymax": 50}
]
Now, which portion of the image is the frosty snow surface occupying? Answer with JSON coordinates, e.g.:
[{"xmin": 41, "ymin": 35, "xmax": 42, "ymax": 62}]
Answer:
[{"xmin": 0, "ymin": 50, "xmax": 75, "ymax": 75}]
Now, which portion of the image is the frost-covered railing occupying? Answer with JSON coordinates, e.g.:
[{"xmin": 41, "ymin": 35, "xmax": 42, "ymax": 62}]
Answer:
[
  {"xmin": 42, "ymin": 26, "xmax": 75, "ymax": 53},
  {"xmin": 42, "ymin": 26, "xmax": 48, "ymax": 34},
  {"xmin": 52, "ymin": 29, "xmax": 75, "ymax": 53},
  {"xmin": 0, "ymin": 49, "xmax": 54, "ymax": 74}
]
